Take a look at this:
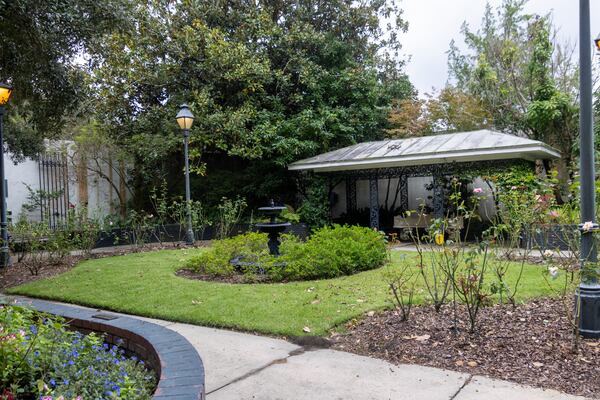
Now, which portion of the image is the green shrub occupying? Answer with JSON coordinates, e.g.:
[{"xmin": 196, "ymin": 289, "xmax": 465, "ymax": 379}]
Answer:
[
  {"xmin": 275, "ymin": 225, "xmax": 387, "ymax": 280},
  {"xmin": 184, "ymin": 225, "xmax": 388, "ymax": 281},
  {"xmin": 185, "ymin": 232, "xmax": 270, "ymax": 276}
]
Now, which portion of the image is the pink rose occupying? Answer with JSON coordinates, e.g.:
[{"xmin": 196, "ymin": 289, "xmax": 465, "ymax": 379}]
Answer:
[{"xmin": 473, "ymin": 188, "xmax": 483, "ymax": 194}]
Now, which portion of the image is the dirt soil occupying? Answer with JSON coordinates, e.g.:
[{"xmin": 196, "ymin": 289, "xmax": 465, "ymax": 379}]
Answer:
[
  {"xmin": 332, "ymin": 299, "xmax": 600, "ymax": 398},
  {"xmin": 0, "ymin": 242, "xmax": 204, "ymax": 290}
]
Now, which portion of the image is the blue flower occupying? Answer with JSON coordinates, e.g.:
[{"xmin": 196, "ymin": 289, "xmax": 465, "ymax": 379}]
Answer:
[
  {"xmin": 68, "ymin": 360, "xmax": 75, "ymax": 366},
  {"xmin": 29, "ymin": 325, "xmax": 37, "ymax": 334},
  {"xmin": 63, "ymin": 378, "xmax": 69, "ymax": 385},
  {"xmin": 49, "ymin": 379, "xmax": 56, "ymax": 387}
]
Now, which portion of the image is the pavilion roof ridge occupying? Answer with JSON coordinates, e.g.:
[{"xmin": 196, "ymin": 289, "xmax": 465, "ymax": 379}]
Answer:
[{"xmin": 288, "ymin": 129, "xmax": 560, "ymax": 172}]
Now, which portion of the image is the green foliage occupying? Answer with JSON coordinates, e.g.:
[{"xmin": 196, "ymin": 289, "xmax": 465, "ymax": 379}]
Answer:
[
  {"xmin": 448, "ymin": 0, "xmax": 578, "ymax": 196},
  {"xmin": 11, "ymin": 208, "xmax": 100, "ymax": 274},
  {"xmin": 279, "ymin": 207, "xmax": 301, "ymax": 224},
  {"xmin": 297, "ymin": 176, "xmax": 330, "ymax": 227},
  {"xmin": 0, "ymin": 305, "xmax": 154, "ymax": 399},
  {"xmin": 89, "ymin": 0, "xmax": 413, "ymax": 202},
  {"xmin": 275, "ymin": 225, "xmax": 387, "ymax": 281},
  {"xmin": 216, "ymin": 197, "xmax": 247, "ymax": 239},
  {"xmin": 0, "ymin": 0, "xmax": 130, "ymax": 161},
  {"xmin": 185, "ymin": 232, "xmax": 270, "ymax": 277},
  {"xmin": 185, "ymin": 225, "xmax": 387, "ymax": 282}
]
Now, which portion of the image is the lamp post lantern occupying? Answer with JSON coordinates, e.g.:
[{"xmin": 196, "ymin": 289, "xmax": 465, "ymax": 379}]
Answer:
[
  {"xmin": 577, "ymin": 0, "xmax": 600, "ymax": 338},
  {"xmin": 176, "ymin": 104, "xmax": 195, "ymax": 245},
  {"xmin": 0, "ymin": 83, "xmax": 12, "ymax": 268}
]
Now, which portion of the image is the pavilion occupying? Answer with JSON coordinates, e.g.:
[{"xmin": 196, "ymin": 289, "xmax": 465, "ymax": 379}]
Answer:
[{"xmin": 288, "ymin": 130, "xmax": 560, "ymax": 229}]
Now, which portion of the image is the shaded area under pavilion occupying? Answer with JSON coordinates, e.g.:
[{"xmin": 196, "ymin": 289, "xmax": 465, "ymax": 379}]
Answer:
[{"xmin": 288, "ymin": 130, "xmax": 560, "ymax": 229}]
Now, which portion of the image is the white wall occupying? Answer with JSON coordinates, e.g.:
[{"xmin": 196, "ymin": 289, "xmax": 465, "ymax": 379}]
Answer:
[{"xmin": 5, "ymin": 141, "xmax": 127, "ymax": 223}]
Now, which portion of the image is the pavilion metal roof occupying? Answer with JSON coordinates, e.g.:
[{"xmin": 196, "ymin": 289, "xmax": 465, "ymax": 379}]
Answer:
[{"xmin": 288, "ymin": 130, "xmax": 560, "ymax": 172}]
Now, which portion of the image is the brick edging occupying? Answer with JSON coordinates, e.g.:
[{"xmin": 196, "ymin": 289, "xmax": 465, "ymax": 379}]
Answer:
[{"xmin": 11, "ymin": 298, "xmax": 205, "ymax": 400}]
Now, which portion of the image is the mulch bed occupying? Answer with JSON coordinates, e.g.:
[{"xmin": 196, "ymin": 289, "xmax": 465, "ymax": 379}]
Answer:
[
  {"xmin": 0, "ymin": 255, "xmax": 83, "ymax": 290},
  {"xmin": 0, "ymin": 242, "xmax": 207, "ymax": 290},
  {"xmin": 331, "ymin": 299, "xmax": 600, "ymax": 398}
]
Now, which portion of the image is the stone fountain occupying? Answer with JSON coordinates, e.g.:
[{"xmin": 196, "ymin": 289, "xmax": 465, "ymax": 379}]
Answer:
[{"xmin": 256, "ymin": 199, "xmax": 291, "ymax": 256}]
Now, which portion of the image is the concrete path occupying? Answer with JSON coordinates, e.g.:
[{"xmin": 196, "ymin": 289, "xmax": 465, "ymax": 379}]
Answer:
[
  {"xmin": 5, "ymin": 297, "xmax": 590, "ymax": 400},
  {"xmin": 134, "ymin": 316, "xmax": 587, "ymax": 400}
]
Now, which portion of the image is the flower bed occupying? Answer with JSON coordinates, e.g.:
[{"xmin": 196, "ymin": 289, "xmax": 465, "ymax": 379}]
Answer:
[{"xmin": 0, "ymin": 305, "xmax": 155, "ymax": 400}]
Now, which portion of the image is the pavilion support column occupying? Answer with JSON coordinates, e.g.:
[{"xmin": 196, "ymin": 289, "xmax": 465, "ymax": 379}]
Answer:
[
  {"xmin": 432, "ymin": 173, "xmax": 445, "ymax": 219},
  {"xmin": 345, "ymin": 176, "xmax": 357, "ymax": 213},
  {"xmin": 369, "ymin": 175, "xmax": 379, "ymax": 230},
  {"xmin": 399, "ymin": 174, "xmax": 408, "ymax": 214}
]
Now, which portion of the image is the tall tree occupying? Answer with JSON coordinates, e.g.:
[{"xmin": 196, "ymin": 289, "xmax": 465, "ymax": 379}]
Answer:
[
  {"xmin": 0, "ymin": 0, "xmax": 129, "ymax": 160},
  {"xmin": 386, "ymin": 87, "xmax": 492, "ymax": 138},
  {"xmin": 447, "ymin": 0, "xmax": 578, "ymax": 198},
  {"xmin": 89, "ymin": 0, "xmax": 413, "ymax": 208}
]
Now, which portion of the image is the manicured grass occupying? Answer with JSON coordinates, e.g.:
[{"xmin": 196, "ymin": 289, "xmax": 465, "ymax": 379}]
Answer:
[{"xmin": 7, "ymin": 248, "xmax": 559, "ymax": 336}]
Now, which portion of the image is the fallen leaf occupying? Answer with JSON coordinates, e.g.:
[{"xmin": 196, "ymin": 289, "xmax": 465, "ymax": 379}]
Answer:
[
  {"xmin": 415, "ymin": 334, "xmax": 430, "ymax": 342},
  {"xmin": 367, "ymin": 311, "xmax": 375, "ymax": 317},
  {"xmin": 303, "ymin": 326, "xmax": 311, "ymax": 333},
  {"xmin": 307, "ymin": 287, "xmax": 315, "ymax": 292},
  {"xmin": 311, "ymin": 299, "xmax": 321, "ymax": 305},
  {"xmin": 455, "ymin": 360, "xmax": 464, "ymax": 366},
  {"xmin": 467, "ymin": 361, "xmax": 478, "ymax": 367},
  {"xmin": 191, "ymin": 299, "xmax": 202, "ymax": 305},
  {"xmin": 532, "ymin": 362, "xmax": 544, "ymax": 368}
]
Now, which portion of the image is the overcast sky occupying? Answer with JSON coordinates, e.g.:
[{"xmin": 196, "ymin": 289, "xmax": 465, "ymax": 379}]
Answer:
[{"xmin": 400, "ymin": 0, "xmax": 600, "ymax": 96}]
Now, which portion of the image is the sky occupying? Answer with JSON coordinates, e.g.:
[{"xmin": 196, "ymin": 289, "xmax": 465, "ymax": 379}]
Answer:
[{"xmin": 400, "ymin": 0, "xmax": 600, "ymax": 96}]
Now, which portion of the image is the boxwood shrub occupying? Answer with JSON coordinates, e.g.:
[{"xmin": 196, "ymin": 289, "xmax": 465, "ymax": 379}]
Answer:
[{"xmin": 185, "ymin": 225, "xmax": 387, "ymax": 281}]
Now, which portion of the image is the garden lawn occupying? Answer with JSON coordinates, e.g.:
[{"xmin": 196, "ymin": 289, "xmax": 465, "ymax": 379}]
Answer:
[{"xmin": 7, "ymin": 249, "xmax": 559, "ymax": 336}]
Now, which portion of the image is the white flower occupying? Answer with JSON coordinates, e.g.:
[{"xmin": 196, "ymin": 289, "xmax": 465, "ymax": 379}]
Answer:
[
  {"xmin": 548, "ymin": 266, "xmax": 559, "ymax": 280},
  {"xmin": 510, "ymin": 186, "xmax": 517, "ymax": 190},
  {"xmin": 473, "ymin": 188, "xmax": 483, "ymax": 194},
  {"xmin": 582, "ymin": 221, "xmax": 595, "ymax": 232},
  {"xmin": 543, "ymin": 250, "xmax": 553, "ymax": 257}
]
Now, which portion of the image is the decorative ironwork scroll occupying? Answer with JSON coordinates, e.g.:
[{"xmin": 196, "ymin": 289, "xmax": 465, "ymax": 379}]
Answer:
[
  {"xmin": 432, "ymin": 173, "xmax": 445, "ymax": 218},
  {"xmin": 398, "ymin": 175, "xmax": 408, "ymax": 213},
  {"xmin": 369, "ymin": 175, "xmax": 379, "ymax": 229},
  {"xmin": 345, "ymin": 176, "xmax": 357, "ymax": 212}
]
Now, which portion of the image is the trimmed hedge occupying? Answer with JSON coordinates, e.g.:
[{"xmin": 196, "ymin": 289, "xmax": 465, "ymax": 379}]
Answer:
[{"xmin": 184, "ymin": 225, "xmax": 388, "ymax": 281}]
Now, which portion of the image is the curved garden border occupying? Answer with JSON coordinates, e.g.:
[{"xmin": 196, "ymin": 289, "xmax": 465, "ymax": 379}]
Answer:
[{"xmin": 11, "ymin": 297, "xmax": 205, "ymax": 400}]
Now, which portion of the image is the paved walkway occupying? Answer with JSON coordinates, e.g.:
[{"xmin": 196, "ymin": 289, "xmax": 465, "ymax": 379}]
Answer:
[
  {"xmin": 8, "ymin": 298, "xmax": 580, "ymax": 400},
  {"xmin": 4, "ymin": 296, "xmax": 588, "ymax": 400}
]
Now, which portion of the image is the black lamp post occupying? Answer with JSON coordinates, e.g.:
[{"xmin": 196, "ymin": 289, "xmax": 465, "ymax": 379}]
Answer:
[
  {"xmin": 176, "ymin": 104, "xmax": 195, "ymax": 245},
  {"xmin": 577, "ymin": 0, "xmax": 600, "ymax": 338},
  {"xmin": 0, "ymin": 83, "xmax": 12, "ymax": 268}
]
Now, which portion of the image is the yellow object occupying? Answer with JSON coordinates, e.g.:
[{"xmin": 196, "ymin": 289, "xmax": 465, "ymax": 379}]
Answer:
[
  {"xmin": 0, "ymin": 83, "xmax": 12, "ymax": 106},
  {"xmin": 176, "ymin": 104, "xmax": 195, "ymax": 130},
  {"xmin": 434, "ymin": 233, "xmax": 445, "ymax": 246}
]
